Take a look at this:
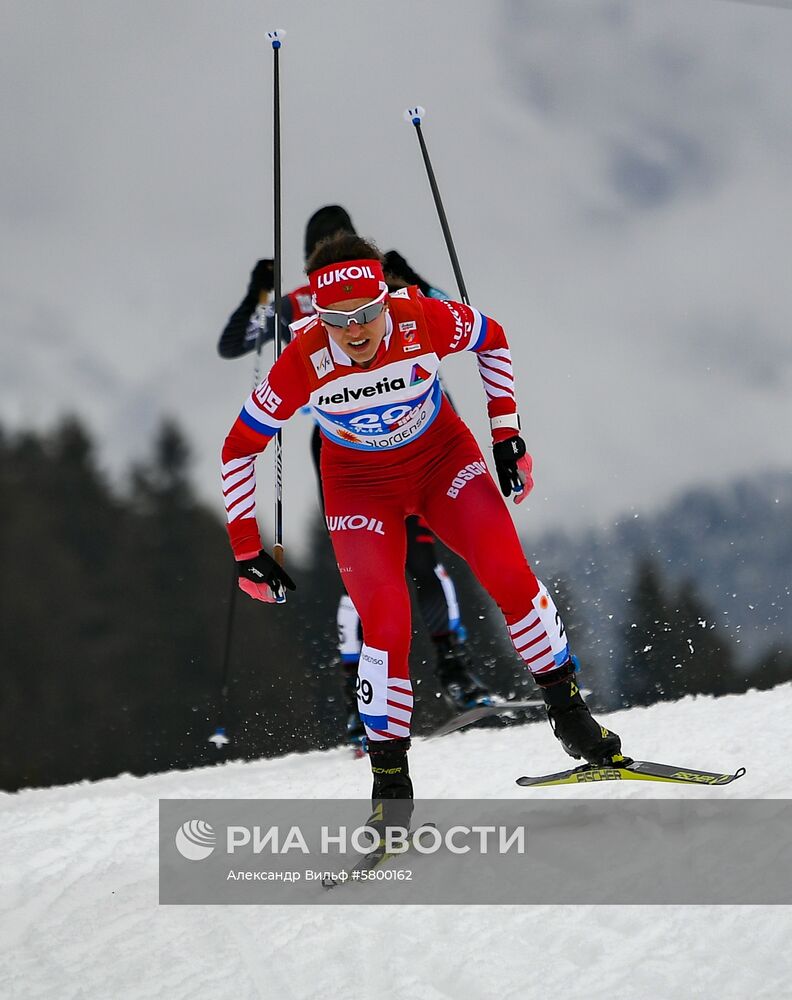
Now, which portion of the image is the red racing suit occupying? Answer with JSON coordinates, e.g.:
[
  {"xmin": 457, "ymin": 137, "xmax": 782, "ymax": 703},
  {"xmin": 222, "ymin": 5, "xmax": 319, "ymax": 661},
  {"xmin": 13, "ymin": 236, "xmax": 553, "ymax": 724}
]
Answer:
[{"xmin": 221, "ymin": 288, "xmax": 570, "ymax": 742}]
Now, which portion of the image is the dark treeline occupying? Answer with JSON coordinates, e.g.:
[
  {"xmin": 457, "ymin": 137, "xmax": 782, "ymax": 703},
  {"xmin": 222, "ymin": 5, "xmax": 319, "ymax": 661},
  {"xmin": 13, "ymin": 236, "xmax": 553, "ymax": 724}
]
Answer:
[
  {"xmin": 1, "ymin": 416, "xmax": 307, "ymax": 791},
  {"xmin": 2, "ymin": 417, "xmax": 790, "ymax": 791}
]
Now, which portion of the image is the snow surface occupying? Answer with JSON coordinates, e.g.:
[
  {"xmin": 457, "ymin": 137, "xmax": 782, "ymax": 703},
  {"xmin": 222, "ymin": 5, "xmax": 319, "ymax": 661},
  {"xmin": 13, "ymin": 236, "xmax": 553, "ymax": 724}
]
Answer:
[{"xmin": 2, "ymin": 686, "xmax": 791, "ymax": 1000}]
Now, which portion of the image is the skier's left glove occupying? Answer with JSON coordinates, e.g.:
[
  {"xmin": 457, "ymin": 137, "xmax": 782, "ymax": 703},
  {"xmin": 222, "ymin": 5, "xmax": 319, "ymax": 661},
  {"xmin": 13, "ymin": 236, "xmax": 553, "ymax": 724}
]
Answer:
[
  {"xmin": 492, "ymin": 435, "xmax": 534, "ymax": 505},
  {"xmin": 237, "ymin": 550, "xmax": 296, "ymax": 604}
]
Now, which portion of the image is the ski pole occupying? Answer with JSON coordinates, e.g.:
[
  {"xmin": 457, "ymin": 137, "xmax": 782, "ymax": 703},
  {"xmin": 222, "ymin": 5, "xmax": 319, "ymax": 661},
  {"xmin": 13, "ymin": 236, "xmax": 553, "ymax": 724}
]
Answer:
[
  {"xmin": 269, "ymin": 28, "xmax": 286, "ymax": 584},
  {"xmin": 403, "ymin": 104, "xmax": 530, "ymax": 509},
  {"xmin": 403, "ymin": 106, "xmax": 470, "ymax": 305},
  {"xmin": 208, "ymin": 29, "xmax": 288, "ymax": 750},
  {"xmin": 207, "ymin": 567, "xmax": 237, "ymax": 748}
]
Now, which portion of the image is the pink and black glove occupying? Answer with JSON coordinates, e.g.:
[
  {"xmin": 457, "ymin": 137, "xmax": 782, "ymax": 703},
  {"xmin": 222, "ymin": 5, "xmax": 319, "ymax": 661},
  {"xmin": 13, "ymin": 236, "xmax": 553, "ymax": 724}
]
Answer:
[
  {"xmin": 492, "ymin": 435, "xmax": 534, "ymax": 505},
  {"xmin": 237, "ymin": 550, "xmax": 296, "ymax": 604}
]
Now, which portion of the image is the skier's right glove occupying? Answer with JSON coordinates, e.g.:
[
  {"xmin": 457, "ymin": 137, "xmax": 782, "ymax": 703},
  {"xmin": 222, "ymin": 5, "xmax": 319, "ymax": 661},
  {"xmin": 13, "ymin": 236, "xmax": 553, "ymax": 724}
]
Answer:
[
  {"xmin": 246, "ymin": 259, "xmax": 275, "ymax": 298},
  {"xmin": 383, "ymin": 250, "xmax": 432, "ymax": 296},
  {"xmin": 237, "ymin": 550, "xmax": 296, "ymax": 604}
]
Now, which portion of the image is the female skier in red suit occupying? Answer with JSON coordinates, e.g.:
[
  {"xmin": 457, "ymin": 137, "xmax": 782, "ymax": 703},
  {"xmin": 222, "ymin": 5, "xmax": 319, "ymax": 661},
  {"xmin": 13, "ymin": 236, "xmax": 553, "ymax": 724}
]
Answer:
[{"xmin": 221, "ymin": 233, "xmax": 620, "ymax": 802}]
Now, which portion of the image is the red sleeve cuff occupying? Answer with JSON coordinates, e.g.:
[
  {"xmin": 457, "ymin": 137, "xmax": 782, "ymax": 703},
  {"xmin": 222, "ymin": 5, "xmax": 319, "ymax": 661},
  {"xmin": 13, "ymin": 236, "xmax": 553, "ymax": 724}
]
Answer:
[{"xmin": 228, "ymin": 520, "xmax": 263, "ymax": 561}]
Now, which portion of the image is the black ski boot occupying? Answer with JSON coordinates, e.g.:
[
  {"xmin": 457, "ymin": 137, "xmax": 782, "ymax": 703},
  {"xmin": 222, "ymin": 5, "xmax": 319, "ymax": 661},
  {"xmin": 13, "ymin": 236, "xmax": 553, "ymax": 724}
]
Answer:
[
  {"xmin": 434, "ymin": 636, "xmax": 492, "ymax": 711},
  {"xmin": 367, "ymin": 738, "xmax": 414, "ymax": 839},
  {"xmin": 342, "ymin": 660, "xmax": 366, "ymax": 754},
  {"xmin": 536, "ymin": 661, "xmax": 621, "ymax": 765}
]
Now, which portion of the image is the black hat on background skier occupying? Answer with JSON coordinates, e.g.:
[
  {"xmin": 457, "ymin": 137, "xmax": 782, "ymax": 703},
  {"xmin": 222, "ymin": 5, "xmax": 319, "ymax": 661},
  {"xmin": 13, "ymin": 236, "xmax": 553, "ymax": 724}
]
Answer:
[
  {"xmin": 304, "ymin": 205, "xmax": 356, "ymax": 261},
  {"xmin": 303, "ymin": 204, "xmax": 436, "ymax": 298}
]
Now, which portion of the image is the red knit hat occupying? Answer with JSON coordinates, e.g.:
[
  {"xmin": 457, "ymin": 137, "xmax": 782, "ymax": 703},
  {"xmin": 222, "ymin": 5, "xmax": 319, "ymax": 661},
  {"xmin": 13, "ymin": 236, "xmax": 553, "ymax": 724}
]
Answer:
[{"xmin": 309, "ymin": 258, "xmax": 386, "ymax": 309}]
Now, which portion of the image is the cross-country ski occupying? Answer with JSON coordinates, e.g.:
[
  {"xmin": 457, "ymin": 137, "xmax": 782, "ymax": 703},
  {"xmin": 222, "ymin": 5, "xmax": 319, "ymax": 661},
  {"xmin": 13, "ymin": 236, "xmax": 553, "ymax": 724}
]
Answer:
[{"xmin": 516, "ymin": 757, "xmax": 747, "ymax": 788}]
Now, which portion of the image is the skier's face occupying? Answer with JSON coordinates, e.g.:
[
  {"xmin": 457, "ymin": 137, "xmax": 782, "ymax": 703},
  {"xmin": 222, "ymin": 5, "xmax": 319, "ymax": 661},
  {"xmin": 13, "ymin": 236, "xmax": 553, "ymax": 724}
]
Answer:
[{"xmin": 319, "ymin": 295, "xmax": 389, "ymax": 368}]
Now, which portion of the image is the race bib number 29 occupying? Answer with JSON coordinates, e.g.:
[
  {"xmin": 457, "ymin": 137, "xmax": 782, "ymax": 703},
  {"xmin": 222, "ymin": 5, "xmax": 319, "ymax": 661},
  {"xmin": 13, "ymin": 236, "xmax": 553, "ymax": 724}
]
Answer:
[{"xmin": 357, "ymin": 645, "xmax": 389, "ymax": 729}]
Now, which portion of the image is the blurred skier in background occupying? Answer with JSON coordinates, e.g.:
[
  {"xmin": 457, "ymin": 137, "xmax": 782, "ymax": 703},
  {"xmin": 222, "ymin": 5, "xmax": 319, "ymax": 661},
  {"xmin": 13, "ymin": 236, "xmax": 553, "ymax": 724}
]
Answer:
[{"xmin": 218, "ymin": 206, "xmax": 494, "ymax": 751}]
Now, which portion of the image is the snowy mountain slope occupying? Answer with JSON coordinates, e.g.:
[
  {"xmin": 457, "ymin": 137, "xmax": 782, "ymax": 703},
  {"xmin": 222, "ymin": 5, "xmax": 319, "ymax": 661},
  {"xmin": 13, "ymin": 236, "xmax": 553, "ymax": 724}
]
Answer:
[
  {"xmin": 530, "ymin": 470, "xmax": 792, "ymax": 668},
  {"xmin": 1, "ymin": 685, "xmax": 790, "ymax": 1000}
]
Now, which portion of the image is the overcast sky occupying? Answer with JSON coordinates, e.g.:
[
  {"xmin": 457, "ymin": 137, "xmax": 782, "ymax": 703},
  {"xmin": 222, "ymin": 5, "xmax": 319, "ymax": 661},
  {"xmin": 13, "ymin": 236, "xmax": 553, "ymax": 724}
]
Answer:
[{"xmin": 3, "ymin": 0, "xmax": 791, "ymax": 560}]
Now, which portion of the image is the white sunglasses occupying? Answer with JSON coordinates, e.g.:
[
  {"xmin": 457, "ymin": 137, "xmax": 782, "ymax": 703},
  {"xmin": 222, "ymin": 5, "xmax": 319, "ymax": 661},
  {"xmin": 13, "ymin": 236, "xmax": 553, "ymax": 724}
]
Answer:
[{"xmin": 313, "ymin": 287, "xmax": 388, "ymax": 328}]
